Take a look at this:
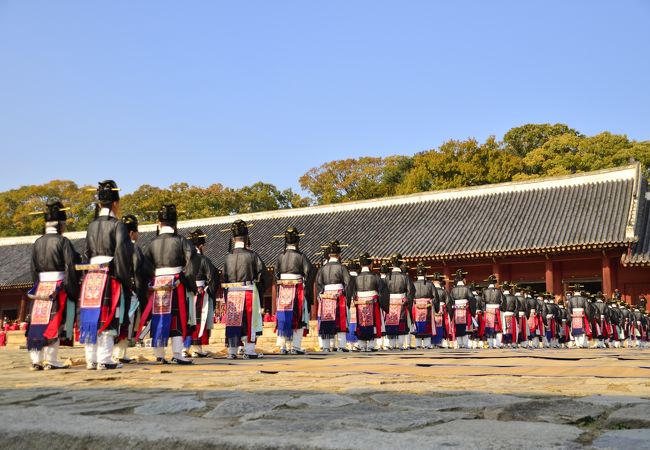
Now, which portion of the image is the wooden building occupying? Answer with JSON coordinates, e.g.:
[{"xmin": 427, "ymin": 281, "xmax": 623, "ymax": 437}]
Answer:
[{"xmin": 1, "ymin": 164, "xmax": 649, "ymax": 321}]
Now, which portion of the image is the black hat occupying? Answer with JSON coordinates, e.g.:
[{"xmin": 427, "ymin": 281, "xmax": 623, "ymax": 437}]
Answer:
[
  {"xmin": 324, "ymin": 240, "xmax": 342, "ymax": 255},
  {"xmin": 380, "ymin": 261, "xmax": 390, "ymax": 274},
  {"xmin": 97, "ymin": 180, "xmax": 120, "ymax": 203},
  {"xmin": 431, "ymin": 272, "xmax": 444, "ymax": 281},
  {"xmin": 346, "ymin": 260, "xmax": 360, "ymax": 273},
  {"xmin": 416, "ymin": 262, "xmax": 429, "ymax": 276},
  {"xmin": 454, "ymin": 269, "xmax": 468, "ymax": 281},
  {"xmin": 485, "ymin": 274, "xmax": 498, "ymax": 284},
  {"xmin": 231, "ymin": 219, "xmax": 249, "ymax": 238},
  {"xmin": 158, "ymin": 204, "xmax": 178, "ymax": 224},
  {"xmin": 358, "ymin": 252, "xmax": 372, "ymax": 267},
  {"xmin": 44, "ymin": 199, "xmax": 68, "ymax": 222},
  {"xmin": 122, "ymin": 214, "xmax": 138, "ymax": 233},
  {"xmin": 400, "ymin": 263, "xmax": 410, "ymax": 274},
  {"xmin": 501, "ymin": 281, "xmax": 512, "ymax": 290},
  {"xmin": 188, "ymin": 228, "xmax": 207, "ymax": 246},
  {"xmin": 471, "ymin": 283, "xmax": 483, "ymax": 292},
  {"xmin": 390, "ymin": 253, "xmax": 403, "ymax": 267},
  {"xmin": 284, "ymin": 227, "xmax": 302, "ymax": 245}
]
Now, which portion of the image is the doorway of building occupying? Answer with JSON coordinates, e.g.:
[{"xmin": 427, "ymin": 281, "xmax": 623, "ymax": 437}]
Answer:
[{"xmin": 562, "ymin": 279, "xmax": 602, "ymax": 296}]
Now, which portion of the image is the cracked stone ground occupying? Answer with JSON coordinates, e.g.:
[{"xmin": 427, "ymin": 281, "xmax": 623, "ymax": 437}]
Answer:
[{"xmin": 1, "ymin": 347, "xmax": 649, "ymax": 449}]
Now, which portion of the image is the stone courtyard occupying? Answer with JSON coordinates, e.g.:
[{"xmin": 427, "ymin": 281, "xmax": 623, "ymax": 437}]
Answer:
[{"xmin": 1, "ymin": 345, "xmax": 649, "ymax": 449}]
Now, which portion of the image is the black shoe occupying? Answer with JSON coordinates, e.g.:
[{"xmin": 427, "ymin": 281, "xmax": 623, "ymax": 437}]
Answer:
[
  {"xmin": 243, "ymin": 353, "xmax": 263, "ymax": 359},
  {"xmin": 156, "ymin": 357, "xmax": 169, "ymax": 365},
  {"xmin": 44, "ymin": 363, "xmax": 68, "ymax": 370},
  {"xmin": 370, "ymin": 348, "xmax": 378, "ymax": 352},
  {"xmin": 226, "ymin": 354, "xmax": 237, "ymax": 360},
  {"xmin": 280, "ymin": 348, "xmax": 288, "ymax": 355},
  {"xmin": 191, "ymin": 352, "xmax": 209, "ymax": 358},
  {"xmin": 171, "ymin": 357, "xmax": 193, "ymax": 365},
  {"xmin": 30, "ymin": 364, "xmax": 43, "ymax": 371},
  {"xmin": 97, "ymin": 363, "xmax": 123, "ymax": 370},
  {"xmin": 119, "ymin": 357, "xmax": 136, "ymax": 364},
  {"xmin": 338, "ymin": 347, "xmax": 349, "ymax": 353},
  {"xmin": 290, "ymin": 349, "xmax": 306, "ymax": 355}
]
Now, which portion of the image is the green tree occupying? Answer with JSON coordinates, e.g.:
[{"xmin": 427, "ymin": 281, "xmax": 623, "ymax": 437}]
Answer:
[{"xmin": 504, "ymin": 123, "xmax": 581, "ymax": 158}]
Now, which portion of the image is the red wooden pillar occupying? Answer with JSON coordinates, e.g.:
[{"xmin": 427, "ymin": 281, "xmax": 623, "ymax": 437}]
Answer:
[
  {"xmin": 602, "ymin": 253, "xmax": 615, "ymax": 297},
  {"xmin": 18, "ymin": 292, "xmax": 28, "ymax": 322},
  {"xmin": 553, "ymin": 261, "xmax": 563, "ymax": 299},
  {"xmin": 270, "ymin": 276, "xmax": 277, "ymax": 315},
  {"xmin": 492, "ymin": 260, "xmax": 502, "ymax": 283},
  {"xmin": 545, "ymin": 258, "xmax": 554, "ymax": 295}
]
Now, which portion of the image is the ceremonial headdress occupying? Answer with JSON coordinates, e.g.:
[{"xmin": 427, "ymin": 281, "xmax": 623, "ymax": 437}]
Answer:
[
  {"xmin": 358, "ymin": 252, "xmax": 373, "ymax": 267},
  {"xmin": 45, "ymin": 199, "xmax": 69, "ymax": 222},
  {"xmin": 380, "ymin": 261, "xmax": 390, "ymax": 274},
  {"xmin": 97, "ymin": 180, "xmax": 120, "ymax": 203},
  {"xmin": 485, "ymin": 274, "xmax": 498, "ymax": 284},
  {"xmin": 230, "ymin": 219, "xmax": 249, "ymax": 238},
  {"xmin": 158, "ymin": 204, "xmax": 178, "ymax": 225},
  {"xmin": 122, "ymin": 214, "xmax": 139, "ymax": 233},
  {"xmin": 416, "ymin": 262, "xmax": 430, "ymax": 276},
  {"xmin": 390, "ymin": 253, "xmax": 403, "ymax": 267},
  {"xmin": 188, "ymin": 228, "xmax": 207, "ymax": 246},
  {"xmin": 454, "ymin": 269, "xmax": 468, "ymax": 281}
]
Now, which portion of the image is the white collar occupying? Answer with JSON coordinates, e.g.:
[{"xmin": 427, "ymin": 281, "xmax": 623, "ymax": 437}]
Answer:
[
  {"xmin": 286, "ymin": 245, "xmax": 297, "ymax": 250},
  {"xmin": 488, "ymin": 284, "xmax": 495, "ymax": 288},
  {"xmin": 196, "ymin": 247, "xmax": 203, "ymax": 254},
  {"xmin": 159, "ymin": 226, "xmax": 174, "ymax": 235},
  {"xmin": 131, "ymin": 240, "xmax": 136, "ymax": 244},
  {"xmin": 361, "ymin": 267, "xmax": 370, "ymax": 272},
  {"xmin": 417, "ymin": 276, "xmax": 425, "ymax": 280},
  {"xmin": 234, "ymin": 241, "xmax": 245, "ymax": 249},
  {"xmin": 328, "ymin": 257, "xmax": 339, "ymax": 263},
  {"xmin": 433, "ymin": 282, "xmax": 441, "ymax": 288},
  {"xmin": 350, "ymin": 271, "xmax": 358, "ymax": 276},
  {"xmin": 456, "ymin": 281, "xmax": 465, "ymax": 286},
  {"xmin": 99, "ymin": 207, "xmax": 116, "ymax": 218},
  {"xmin": 391, "ymin": 267, "xmax": 401, "ymax": 273},
  {"xmin": 45, "ymin": 226, "xmax": 58, "ymax": 234},
  {"xmin": 503, "ymin": 290, "xmax": 510, "ymax": 295}
]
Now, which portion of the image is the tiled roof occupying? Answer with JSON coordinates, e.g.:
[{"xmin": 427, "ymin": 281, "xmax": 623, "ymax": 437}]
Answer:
[
  {"xmin": 622, "ymin": 178, "xmax": 650, "ymax": 266},
  {"xmin": 0, "ymin": 164, "xmax": 646, "ymax": 287}
]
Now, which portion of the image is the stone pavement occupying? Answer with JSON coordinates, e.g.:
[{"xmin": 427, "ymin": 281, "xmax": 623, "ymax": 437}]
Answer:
[{"xmin": 1, "ymin": 346, "xmax": 649, "ymax": 449}]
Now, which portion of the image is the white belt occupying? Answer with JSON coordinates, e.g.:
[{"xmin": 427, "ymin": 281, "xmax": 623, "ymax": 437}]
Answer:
[
  {"xmin": 600, "ymin": 315, "xmax": 605, "ymax": 319},
  {"xmin": 574, "ymin": 308, "xmax": 584, "ymax": 313},
  {"xmin": 486, "ymin": 304, "xmax": 500, "ymax": 309},
  {"xmin": 357, "ymin": 290, "xmax": 378, "ymax": 298},
  {"xmin": 324, "ymin": 283, "xmax": 344, "ymax": 291},
  {"xmin": 39, "ymin": 271, "xmax": 64, "ymax": 282},
  {"xmin": 504, "ymin": 312, "xmax": 515, "ymax": 317},
  {"xmin": 155, "ymin": 266, "xmax": 183, "ymax": 276},
  {"xmin": 518, "ymin": 311, "xmax": 525, "ymax": 317},
  {"xmin": 390, "ymin": 293, "xmax": 406, "ymax": 299},
  {"xmin": 455, "ymin": 299, "xmax": 468, "ymax": 305},
  {"xmin": 280, "ymin": 274, "xmax": 302, "ymax": 280},
  {"xmin": 90, "ymin": 256, "xmax": 114, "ymax": 264},
  {"xmin": 547, "ymin": 314, "xmax": 554, "ymax": 319},
  {"xmin": 196, "ymin": 280, "xmax": 206, "ymax": 287}
]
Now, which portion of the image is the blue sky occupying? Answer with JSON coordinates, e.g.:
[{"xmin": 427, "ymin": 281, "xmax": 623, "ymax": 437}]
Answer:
[{"xmin": 1, "ymin": 1, "xmax": 649, "ymax": 194}]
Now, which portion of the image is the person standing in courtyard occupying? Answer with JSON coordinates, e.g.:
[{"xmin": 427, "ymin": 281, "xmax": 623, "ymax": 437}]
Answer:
[{"xmin": 384, "ymin": 253, "xmax": 415, "ymax": 350}]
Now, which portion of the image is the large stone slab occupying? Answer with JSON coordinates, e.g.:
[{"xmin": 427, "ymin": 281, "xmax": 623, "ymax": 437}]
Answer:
[
  {"xmin": 370, "ymin": 392, "xmax": 527, "ymax": 412},
  {"xmin": 593, "ymin": 429, "xmax": 650, "ymax": 450},
  {"xmin": 494, "ymin": 398, "xmax": 608, "ymax": 425},
  {"xmin": 286, "ymin": 393, "xmax": 358, "ymax": 408},
  {"xmin": 576, "ymin": 395, "xmax": 650, "ymax": 407},
  {"xmin": 203, "ymin": 394, "xmax": 291, "ymax": 418},
  {"xmin": 605, "ymin": 403, "xmax": 650, "ymax": 429},
  {"xmin": 134, "ymin": 396, "xmax": 206, "ymax": 415}
]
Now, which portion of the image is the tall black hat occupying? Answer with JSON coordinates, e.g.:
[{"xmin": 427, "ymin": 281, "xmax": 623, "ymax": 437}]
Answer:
[
  {"xmin": 501, "ymin": 281, "xmax": 512, "ymax": 290},
  {"xmin": 431, "ymin": 271, "xmax": 444, "ymax": 281},
  {"xmin": 44, "ymin": 199, "xmax": 68, "ymax": 222},
  {"xmin": 284, "ymin": 227, "xmax": 302, "ymax": 245},
  {"xmin": 390, "ymin": 253, "xmax": 403, "ymax": 267},
  {"xmin": 485, "ymin": 274, "xmax": 498, "ymax": 284},
  {"xmin": 639, "ymin": 296, "xmax": 647, "ymax": 312},
  {"xmin": 416, "ymin": 262, "xmax": 430, "ymax": 276},
  {"xmin": 454, "ymin": 269, "xmax": 468, "ymax": 281},
  {"xmin": 400, "ymin": 263, "xmax": 410, "ymax": 274},
  {"xmin": 346, "ymin": 260, "xmax": 360, "ymax": 273},
  {"xmin": 231, "ymin": 219, "xmax": 249, "ymax": 238},
  {"xmin": 158, "ymin": 204, "xmax": 178, "ymax": 224},
  {"xmin": 122, "ymin": 214, "xmax": 139, "ymax": 233},
  {"xmin": 358, "ymin": 252, "xmax": 372, "ymax": 267},
  {"xmin": 97, "ymin": 180, "xmax": 120, "ymax": 203},
  {"xmin": 380, "ymin": 261, "xmax": 390, "ymax": 274},
  {"xmin": 323, "ymin": 240, "xmax": 342, "ymax": 255},
  {"xmin": 188, "ymin": 228, "xmax": 207, "ymax": 246}
]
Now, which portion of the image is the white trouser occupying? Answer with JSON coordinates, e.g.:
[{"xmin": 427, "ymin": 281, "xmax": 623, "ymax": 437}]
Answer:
[
  {"xmin": 30, "ymin": 348, "xmax": 44, "ymax": 365},
  {"xmin": 574, "ymin": 334, "xmax": 587, "ymax": 348},
  {"xmin": 86, "ymin": 332, "xmax": 114, "ymax": 364},
  {"xmin": 496, "ymin": 333, "xmax": 503, "ymax": 347},
  {"xmin": 228, "ymin": 337, "xmax": 257, "ymax": 355},
  {"xmin": 112, "ymin": 339, "xmax": 129, "ymax": 360},
  {"xmin": 319, "ymin": 337, "xmax": 332, "ymax": 350},
  {"xmin": 456, "ymin": 335, "xmax": 469, "ymax": 349},
  {"xmin": 336, "ymin": 332, "xmax": 347, "ymax": 349},
  {"xmin": 528, "ymin": 337, "xmax": 539, "ymax": 348},
  {"xmin": 153, "ymin": 336, "xmax": 189, "ymax": 360},
  {"xmin": 293, "ymin": 328, "xmax": 304, "ymax": 350},
  {"xmin": 277, "ymin": 335, "xmax": 288, "ymax": 350},
  {"xmin": 397, "ymin": 335, "xmax": 406, "ymax": 349},
  {"xmin": 44, "ymin": 341, "xmax": 64, "ymax": 366}
]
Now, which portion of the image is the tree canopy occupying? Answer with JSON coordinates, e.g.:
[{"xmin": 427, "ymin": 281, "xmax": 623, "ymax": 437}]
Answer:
[{"xmin": 1, "ymin": 123, "xmax": 648, "ymax": 237}]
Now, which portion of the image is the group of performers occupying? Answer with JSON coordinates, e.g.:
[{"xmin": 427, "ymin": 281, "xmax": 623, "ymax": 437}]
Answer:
[{"xmin": 25, "ymin": 181, "xmax": 650, "ymax": 370}]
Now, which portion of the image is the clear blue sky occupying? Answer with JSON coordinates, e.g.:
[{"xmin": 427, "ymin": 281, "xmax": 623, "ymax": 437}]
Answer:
[{"xmin": 1, "ymin": 1, "xmax": 649, "ymax": 194}]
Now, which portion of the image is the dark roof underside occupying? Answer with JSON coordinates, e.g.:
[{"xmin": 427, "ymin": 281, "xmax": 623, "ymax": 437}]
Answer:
[{"xmin": 0, "ymin": 177, "xmax": 639, "ymax": 287}]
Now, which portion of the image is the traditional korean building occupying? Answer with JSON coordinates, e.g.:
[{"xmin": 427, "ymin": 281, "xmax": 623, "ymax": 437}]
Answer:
[{"xmin": 1, "ymin": 163, "xmax": 649, "ymax": 321}]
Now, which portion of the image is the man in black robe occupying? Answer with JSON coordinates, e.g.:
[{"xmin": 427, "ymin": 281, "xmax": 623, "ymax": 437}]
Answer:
[
  {"xmin": 352, "ymin": 253, "xmax": 388, "ymax": 351},
  {"xmin": 185, "ymin": 229, "xmax": 219, "ymax": 358},
  {"xmin": 112, "ymin": 214, "xmax": 153, "ymax": 364},
  {"xmin": 384, "ymin": 253, "xmax": 415, "ymax": 350},
  {"xmin": 315, "ymin": 241, "xmax": 354, "ymax": 352},
  {"xmin": 448, "ymin": 269, "xmax": 475, "ymax": 349},
  {"xmin": 500, "ymin": 282, "xmax": 519, "ymax": 348},
  {"xmin": 412, "ymin": 263, "xmax": 435, "ymax": 349},
  {"xmin": 80, "ymin": 180, "xmax": 134, "ymax": 370},
  {"xmin": 274, "ymin": 227, "xmax": 314, "ymax": 355},
  {"xmin": 568, "ymin": 284, "xmax": 592, "ymax": 348},
  {"xmin": 139, "ymin": 204, "xmax": 196, "ymax": 364},
  {"xmin": 27, "ymin": 200, "xmax": 80, "ymax": 370},
  {"xmin": 222, "ymin": 220, "xmax": 269, "ymax": 359},
  {"xmin": 482, "ymin": 275, "xmax": 504, "ymax": 349}
]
